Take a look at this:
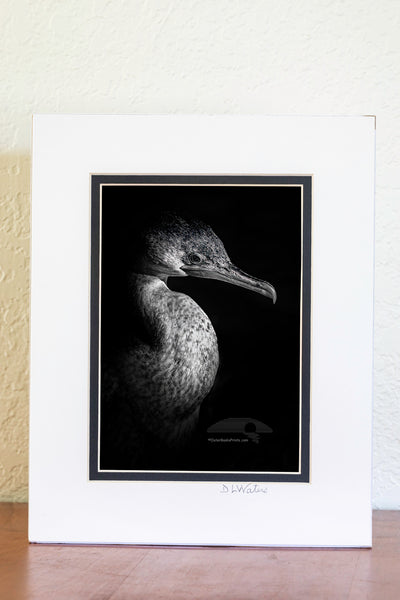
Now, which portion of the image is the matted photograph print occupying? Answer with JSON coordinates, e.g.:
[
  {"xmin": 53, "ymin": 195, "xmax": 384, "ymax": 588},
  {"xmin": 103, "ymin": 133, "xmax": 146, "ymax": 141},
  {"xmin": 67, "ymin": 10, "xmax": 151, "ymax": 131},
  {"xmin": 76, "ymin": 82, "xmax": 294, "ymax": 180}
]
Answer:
[{"xmin": 90, "ymin": 175, "xmax": 311, "ymax": 482}]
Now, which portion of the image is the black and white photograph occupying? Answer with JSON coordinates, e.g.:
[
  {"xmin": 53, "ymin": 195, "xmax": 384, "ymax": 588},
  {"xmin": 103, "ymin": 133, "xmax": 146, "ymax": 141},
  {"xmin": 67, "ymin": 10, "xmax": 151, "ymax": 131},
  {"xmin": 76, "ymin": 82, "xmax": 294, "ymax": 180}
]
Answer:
[{"xmin": 90, "ymin": 175, "xmax": 311, "ymax": 481}]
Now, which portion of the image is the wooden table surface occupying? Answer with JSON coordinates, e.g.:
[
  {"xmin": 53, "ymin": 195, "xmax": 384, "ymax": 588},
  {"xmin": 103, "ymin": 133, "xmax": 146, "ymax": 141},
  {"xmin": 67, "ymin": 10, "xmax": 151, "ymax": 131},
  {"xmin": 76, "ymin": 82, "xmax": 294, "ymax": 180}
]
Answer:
[{"xmin": 1, "ymin": 504, "xmax": 399, "ymax": 599}]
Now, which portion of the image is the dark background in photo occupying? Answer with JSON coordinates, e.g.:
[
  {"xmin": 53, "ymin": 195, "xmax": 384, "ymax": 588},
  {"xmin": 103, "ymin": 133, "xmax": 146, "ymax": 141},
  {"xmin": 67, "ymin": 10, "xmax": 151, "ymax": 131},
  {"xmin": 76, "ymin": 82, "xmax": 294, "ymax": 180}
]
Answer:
[{"xmin": 99, "ymin": 184, "xmax": 302, "ymax": 473}]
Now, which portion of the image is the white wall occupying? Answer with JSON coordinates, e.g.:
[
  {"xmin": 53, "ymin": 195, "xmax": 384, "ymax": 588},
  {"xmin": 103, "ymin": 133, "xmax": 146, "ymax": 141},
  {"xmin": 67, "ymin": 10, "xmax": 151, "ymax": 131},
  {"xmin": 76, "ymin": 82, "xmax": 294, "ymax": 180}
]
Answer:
[{"xmin": 1, "ymin": 0, "xmax": 399, "ymax": 508}]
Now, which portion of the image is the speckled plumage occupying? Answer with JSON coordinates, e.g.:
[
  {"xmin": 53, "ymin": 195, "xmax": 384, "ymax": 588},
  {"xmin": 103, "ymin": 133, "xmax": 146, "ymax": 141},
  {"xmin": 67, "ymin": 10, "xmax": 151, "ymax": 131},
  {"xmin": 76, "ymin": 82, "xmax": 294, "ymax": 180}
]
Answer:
[
  {"xmin": 122, "ymin": 274, "xmax": 219, "ymax": 443},
  {"xmin": 101, "ymin": 213, "xmax": 276, "ymax": 468}
]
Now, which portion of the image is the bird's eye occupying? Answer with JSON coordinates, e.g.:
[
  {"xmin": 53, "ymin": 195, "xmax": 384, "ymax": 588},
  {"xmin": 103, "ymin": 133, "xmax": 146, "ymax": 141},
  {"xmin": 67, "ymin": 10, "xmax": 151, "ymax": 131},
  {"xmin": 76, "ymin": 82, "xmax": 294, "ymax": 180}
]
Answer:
[{"xmin": 188, "ymin": 253, "xmax": 202, "ymax": 264}]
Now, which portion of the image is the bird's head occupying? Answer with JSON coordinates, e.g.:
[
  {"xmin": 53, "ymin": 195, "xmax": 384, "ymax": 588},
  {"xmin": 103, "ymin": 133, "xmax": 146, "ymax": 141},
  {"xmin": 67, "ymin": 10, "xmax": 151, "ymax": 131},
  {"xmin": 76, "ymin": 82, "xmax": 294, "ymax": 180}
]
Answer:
[{"xmin": 137, "ymin": 212, "xmax": 277, "ymax": 303}]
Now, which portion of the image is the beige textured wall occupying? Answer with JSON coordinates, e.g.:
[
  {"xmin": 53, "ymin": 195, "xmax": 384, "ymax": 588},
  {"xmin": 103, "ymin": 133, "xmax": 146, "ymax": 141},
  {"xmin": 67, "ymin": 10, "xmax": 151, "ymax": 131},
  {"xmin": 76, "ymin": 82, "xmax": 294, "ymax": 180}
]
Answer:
[
  {"xmin": 0, "ymin": 155, "xmax": 30, "ymax": 501},
  {"xmin": 1, "ymin": 0, "xmax": 400, "ymax": 506}
]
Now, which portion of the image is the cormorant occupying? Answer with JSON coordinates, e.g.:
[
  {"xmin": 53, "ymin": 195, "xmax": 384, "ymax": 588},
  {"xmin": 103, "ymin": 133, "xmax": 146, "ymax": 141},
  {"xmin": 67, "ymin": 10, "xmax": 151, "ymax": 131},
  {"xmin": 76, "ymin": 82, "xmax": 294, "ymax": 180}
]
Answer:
[{"xmin": 100, "ymin": 213, "xmax": 276, "ymax": 469}]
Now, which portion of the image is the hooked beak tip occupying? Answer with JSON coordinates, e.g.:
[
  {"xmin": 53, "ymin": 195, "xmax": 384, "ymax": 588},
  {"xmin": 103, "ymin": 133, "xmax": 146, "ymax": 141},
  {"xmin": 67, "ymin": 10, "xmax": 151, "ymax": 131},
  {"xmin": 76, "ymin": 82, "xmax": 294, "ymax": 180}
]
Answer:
[{"xmin": 259, "ymin": 284, "xmax": 277, "ymax": 303}]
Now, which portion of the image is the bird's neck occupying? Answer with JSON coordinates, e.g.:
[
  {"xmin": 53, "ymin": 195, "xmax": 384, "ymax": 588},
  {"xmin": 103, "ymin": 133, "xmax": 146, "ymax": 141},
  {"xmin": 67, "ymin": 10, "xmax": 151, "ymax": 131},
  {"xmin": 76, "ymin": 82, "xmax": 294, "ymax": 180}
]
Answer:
[
  {"xmin": 134, "ymin": 255, "xmax": 181, "ymax": 283},
  {"xmin": 129, "ymin": 272, "xmax": 168, "ymax": 293},
  {"xmin": 128, "ymin": 273, "xmax": 171, "ymax": 345}
]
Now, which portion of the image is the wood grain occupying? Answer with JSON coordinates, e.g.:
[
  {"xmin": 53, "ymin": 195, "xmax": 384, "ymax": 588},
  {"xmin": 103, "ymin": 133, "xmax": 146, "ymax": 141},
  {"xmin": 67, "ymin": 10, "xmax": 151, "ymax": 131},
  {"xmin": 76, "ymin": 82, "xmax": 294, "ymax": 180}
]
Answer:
[{"xmin": 1, "ymin": 504, "xmax": 399, "ymax": 599}]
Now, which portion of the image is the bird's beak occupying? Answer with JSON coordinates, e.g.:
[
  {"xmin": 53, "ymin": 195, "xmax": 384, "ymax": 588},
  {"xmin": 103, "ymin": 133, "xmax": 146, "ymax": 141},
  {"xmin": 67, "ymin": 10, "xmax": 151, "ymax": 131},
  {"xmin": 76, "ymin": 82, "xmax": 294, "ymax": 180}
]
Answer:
[{"xmin": 182, "ymin": 263, "xmax": 277, "ymax": 303}]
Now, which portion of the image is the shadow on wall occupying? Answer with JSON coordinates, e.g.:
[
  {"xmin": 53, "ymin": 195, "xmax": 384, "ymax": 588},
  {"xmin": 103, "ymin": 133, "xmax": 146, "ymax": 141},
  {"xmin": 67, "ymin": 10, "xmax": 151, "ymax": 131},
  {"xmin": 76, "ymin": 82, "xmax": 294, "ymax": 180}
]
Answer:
[{"xmin": 0, "ymin": 153, "xmax": 31, "ymax": 502}]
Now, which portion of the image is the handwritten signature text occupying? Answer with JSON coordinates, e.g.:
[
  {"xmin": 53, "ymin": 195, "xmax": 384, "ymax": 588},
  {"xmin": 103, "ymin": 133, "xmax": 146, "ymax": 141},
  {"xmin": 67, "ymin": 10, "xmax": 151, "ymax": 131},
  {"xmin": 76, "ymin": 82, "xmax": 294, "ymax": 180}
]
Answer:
[{"xmin": 220, "ymin": 483, "xmax": 268, "ymax": 495}]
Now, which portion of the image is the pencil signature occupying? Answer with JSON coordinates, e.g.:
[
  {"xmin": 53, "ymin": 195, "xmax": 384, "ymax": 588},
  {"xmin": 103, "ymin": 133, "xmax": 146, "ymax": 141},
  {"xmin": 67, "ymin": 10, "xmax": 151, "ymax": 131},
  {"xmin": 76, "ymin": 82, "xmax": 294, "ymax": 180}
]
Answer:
[{"xmin": 220, "ymin": 483, "xmax": 268, "ymax": 495}]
